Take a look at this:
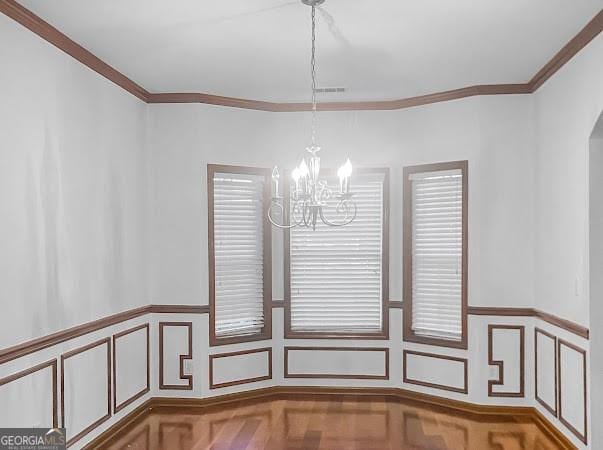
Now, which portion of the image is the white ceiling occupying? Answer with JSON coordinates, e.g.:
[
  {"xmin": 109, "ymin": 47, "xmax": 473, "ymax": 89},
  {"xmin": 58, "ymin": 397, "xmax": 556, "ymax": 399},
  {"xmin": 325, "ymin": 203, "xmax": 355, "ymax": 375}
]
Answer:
[{"xmin": 19, "ymin": 0, "xmax": 603, "ymax": 102}]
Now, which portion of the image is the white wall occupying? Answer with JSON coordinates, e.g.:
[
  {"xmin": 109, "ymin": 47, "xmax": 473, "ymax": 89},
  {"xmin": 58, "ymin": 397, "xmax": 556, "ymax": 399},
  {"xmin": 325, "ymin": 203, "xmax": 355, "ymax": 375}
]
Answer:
[
  {"xmin": 147, "ymin": 95, "xmax": 536, "ymax": 309},
  {"xmin": 0, "ymin": 15, "xmax": 148, "ymax": 348},
  {"xmin": 534, "ymin": 32, "xmax": 603, "ymax": 325}
]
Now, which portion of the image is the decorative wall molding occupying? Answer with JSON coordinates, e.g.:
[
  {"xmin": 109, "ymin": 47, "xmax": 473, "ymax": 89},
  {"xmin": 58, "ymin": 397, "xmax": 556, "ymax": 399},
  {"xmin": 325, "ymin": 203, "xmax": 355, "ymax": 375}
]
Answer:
[
  {"xmin": 158, "ymin": 322, "xmax": 193, "ymax": 391},
  {"xmin": 60, "ymin": 338, "xmax": 111, "ymax": 447},
  {"xmin": 0, "ymin": 359, "xmax": 58, "ymax": 427},
  {"xmin": 0, "ymin": 304, "xmax": 206, "ymax": 365},
  {"xmin": 284, "ymin": 346, "xmax": 390, "ymax": 380},
  {"xmin": 112, "ymin": 323, "xmax": 150, "ymax": 413},
  {"xmin": 533, "ymin": 310, "xmax": 589, "ymax": 340},
  {"xmin": 467, "ymin": 306, "xmax": 534, "ymax": 316},
  {"xmin": 83, "ymin": 387, "xmax": 577, "ymax": 450},
  {"xmin": 488, "ymin": 325, "xmax": 525, "ymax": 398},
  {"xmin": 209, "ymin": 347, "xmax": 272, "ymax": 389},
  {"xmin": 0, "ymin": 306, "xmax": 149, "ymax": 365},
  {"xmin": 0, "ymin": 304, "xmax": 590, "ymax": 448},
  {"xmin": 0, "ymin": 303, "xmax": 590, "ymax": 368},
  {"xmin": 403, "ymin": 350, "xmax": 468, "ymax": 394},
  {"xmin": 1, "ymin": 0, "xmax": 601, "ymax": 110},
  {"xmin": 557, "ymin": 339, "xmax": 588, "ymax": 444},
  {"xmin": 534, "ymin": 328, "xmax": 558, "ymax": 417},
  {"xmin": 149, "ymin": 305, "xmax": 208, "ymax": 314},
  {"xmin": 468, "ymin": 306, "xmax": 589, "ymax": 339}
]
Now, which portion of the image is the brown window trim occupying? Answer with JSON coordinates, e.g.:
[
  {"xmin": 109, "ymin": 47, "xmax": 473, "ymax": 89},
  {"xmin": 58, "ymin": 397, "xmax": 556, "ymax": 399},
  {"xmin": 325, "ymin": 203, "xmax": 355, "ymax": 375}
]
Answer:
[
  {"xmin": 208, "ymin": 164, "xmax": 272, "ymax": 346},
  {"xmin": 284, "ymin": 167, "xmax": 390, "ymax": 340},
  {"xmin": 403, "ymin": 160, "xmax": 468, "ymax": 350}
]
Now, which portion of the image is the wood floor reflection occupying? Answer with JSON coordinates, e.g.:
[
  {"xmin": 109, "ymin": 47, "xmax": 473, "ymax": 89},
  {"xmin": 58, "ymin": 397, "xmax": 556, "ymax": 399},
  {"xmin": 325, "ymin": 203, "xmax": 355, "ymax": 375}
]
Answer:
[{"xmin": 101, "ymin": 395, "xmax": 565, "ymax": 450}]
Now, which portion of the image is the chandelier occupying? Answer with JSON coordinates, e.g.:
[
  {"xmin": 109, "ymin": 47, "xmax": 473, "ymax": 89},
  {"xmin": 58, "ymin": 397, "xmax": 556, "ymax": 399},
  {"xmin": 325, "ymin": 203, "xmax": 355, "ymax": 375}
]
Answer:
[{"xmin": 268, "ymin": 0, "xmax": 357, "ymax": 230}]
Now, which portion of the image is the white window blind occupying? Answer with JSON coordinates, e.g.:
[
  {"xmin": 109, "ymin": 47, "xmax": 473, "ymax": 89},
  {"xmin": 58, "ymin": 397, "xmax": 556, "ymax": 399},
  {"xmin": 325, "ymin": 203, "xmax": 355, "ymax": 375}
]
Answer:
[
  {"xmin": 212, "ymin": 172, "xmax": 266, "ymax": 338},
  {"xmin": 410, "ymin": 169, "xmax": 463, "ymax": 341},
  {"xmin": 289, "ymin": 172, "xmax": 385, "ymax": 333}
]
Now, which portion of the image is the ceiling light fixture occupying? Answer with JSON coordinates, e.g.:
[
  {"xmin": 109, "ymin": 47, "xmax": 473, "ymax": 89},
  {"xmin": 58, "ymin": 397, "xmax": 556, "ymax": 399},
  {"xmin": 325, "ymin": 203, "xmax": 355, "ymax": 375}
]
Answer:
[{"xmin": 268, "ymin": 0, "xmax": 356, "ymax": 230}]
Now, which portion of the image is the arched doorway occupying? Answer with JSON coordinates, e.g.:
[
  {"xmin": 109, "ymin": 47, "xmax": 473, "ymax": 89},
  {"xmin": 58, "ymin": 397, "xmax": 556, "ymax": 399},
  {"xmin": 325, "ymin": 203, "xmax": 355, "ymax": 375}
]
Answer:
[{"xmin": 589, "ymin": 111, "xmax": 603, "ymax": 449}]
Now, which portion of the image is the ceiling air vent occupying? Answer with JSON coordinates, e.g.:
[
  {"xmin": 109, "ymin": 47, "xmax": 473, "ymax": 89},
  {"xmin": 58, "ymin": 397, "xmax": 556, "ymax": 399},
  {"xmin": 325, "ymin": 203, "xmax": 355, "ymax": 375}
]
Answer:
[{"xmin": 313, "ymin": 87, "xmax": 346, "ymax": 94}]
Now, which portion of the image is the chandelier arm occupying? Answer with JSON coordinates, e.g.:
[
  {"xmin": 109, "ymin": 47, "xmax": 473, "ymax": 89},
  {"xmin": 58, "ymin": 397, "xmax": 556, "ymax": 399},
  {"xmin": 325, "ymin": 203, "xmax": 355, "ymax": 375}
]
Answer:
[
  {"xmin": 291, "ymin": 200, "xmax": 306, "ymax": 226},
  {"xmin": 303, "ymin": 202, "xmax": 313, "ymax": 227},
  {"xmin": 318, "ymin": 200, "xmax": 358, "ymax": 227},
  {"xmin": 267, "ymin": 201, "xmax": 299, "ymax": 229}
]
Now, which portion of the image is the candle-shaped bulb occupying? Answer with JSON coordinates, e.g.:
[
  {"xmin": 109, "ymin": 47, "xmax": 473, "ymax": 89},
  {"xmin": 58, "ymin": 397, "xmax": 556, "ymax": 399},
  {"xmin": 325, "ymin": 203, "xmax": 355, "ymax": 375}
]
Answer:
[
  {"xmin": 299, "ymin": 159, "xmax": 309, "ymax": 178},
  {"xmin": 291, "ymin": 167, "xmax": 301, "ymax": 195},
  {"xmin": 298, "ymin": 159, "xmax": 309, "ymax": 194},
  {"xmin": 291, "ymin": 167, "xmax": 301, "ymax": 183},
  {"xmin": 339, "ymin": 158, "xmax": 353, "ymax": 193},
  {"xmin": 343, "ymin": 158, "xmax": 353, "ymax": 177},
  {"xmin": 271, "ymin": 166, "xmax": 279, "ymax": 197},
  {"xmin": 337, "ymin": 164, "xmax": 345, "ymax": 193}
]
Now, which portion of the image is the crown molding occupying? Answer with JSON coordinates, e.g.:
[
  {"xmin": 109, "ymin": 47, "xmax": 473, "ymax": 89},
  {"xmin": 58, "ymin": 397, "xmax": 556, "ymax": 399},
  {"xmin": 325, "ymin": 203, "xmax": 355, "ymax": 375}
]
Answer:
[
  {"xmin": 147, "ymin": 84, "xmax": 532, "ymax": 112},
  {"xmin": 1, "ymin": 0, "xmax": 602, "ymax": 110},
  {"xmin": 529, "ymin": 8, "xmax": 603, "ymax": 91},
  {"xmin": 0, "ymin": 0, "xmax": 150, "ymax": 101}
]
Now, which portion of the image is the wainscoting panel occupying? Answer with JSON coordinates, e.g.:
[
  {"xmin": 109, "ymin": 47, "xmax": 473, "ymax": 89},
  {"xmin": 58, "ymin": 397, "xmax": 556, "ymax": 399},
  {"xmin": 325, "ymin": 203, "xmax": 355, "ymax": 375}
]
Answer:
[
  {"xmin": 113, "ymin": 323, "xmax": 150, "ymax": 413},
  {"xmin": 284, "ymin": 347, "xmax": 389, "ymax": 380},
  {"xmin": 403, "ymin": 350, "xmax": 468, "ymax": 394},
  {"xmin": 558, "ymin": 339, "xmax": 587, "ymax": 444},
  {"xmin": 209, "ymin": 347, "xmax": 272, "ymax": 389},
  {"xmin": 0, "ymin": 360, "xmax": 57, "ymax": 428},
  {"xmin": 159, "ymin": 322, "xmax": 193, "ymax": 390},
  {"xmin": 488, "ymin": 325, "xmax": 525, "ymax": 397},
  {"xmin": 534, "ymin": 328, "xmax": 557, "ymax": 416},
  {"xmin": 61, "ymin": 338, "xmax": 111, "ymax": 447}
]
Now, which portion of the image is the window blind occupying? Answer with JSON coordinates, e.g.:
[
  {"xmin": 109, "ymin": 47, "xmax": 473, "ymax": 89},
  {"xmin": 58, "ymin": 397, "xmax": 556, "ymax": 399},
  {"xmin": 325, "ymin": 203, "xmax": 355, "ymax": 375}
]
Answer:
[
  {"xmin": 410, "ymin": 169, "xmax": 463, "ymax": 341},
  {"xmin": 289, "ymin": 173, "xmax": 385, "ymax": 333},
  {"xmin": 213, "ymin": 172, "xmax": 266, "ymax": 338}
]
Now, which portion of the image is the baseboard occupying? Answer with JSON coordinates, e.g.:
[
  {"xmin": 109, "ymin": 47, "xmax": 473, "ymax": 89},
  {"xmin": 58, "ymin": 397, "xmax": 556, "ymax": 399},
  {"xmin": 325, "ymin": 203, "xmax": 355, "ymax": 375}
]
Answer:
[{"xmin": 84, "ymin": 386, "xmax": 577, "ymax": 449}]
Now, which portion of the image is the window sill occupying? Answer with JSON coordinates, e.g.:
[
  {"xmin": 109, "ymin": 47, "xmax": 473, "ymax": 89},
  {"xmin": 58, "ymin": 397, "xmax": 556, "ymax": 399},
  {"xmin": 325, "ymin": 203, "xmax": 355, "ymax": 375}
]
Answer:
[
  {"xmin": 285, "ymin": 330, "xmax": 389, "ymax": 340},
  {"xmin": 210, "ymin": 330, "xmax": 272, "ymax": 347},
  {"xmin": 403, "ymin": 332, "xmax": 467, "ymax": 350}
]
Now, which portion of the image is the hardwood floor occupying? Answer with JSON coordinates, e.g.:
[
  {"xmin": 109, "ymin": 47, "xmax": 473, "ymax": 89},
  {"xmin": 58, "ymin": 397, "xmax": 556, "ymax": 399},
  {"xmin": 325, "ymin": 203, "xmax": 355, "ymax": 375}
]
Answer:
[{"xmin": 101, "ymin": 395, "xmax": 564, "ymax": 450}]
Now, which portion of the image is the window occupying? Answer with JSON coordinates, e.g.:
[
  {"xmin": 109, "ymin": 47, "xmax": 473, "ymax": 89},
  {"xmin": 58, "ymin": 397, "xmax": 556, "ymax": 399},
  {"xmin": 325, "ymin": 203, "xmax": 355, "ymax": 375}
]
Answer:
[
  {"xmin": 208, "ymin": 164, "xmax": 272, "ymax": 346},
  {"xmin": 403, "ymin": 161, "xmax": 468, "ymax": 349},
  {"xmin": 285, "ymin": 168, "xmax": 389, "ymax": 338}
]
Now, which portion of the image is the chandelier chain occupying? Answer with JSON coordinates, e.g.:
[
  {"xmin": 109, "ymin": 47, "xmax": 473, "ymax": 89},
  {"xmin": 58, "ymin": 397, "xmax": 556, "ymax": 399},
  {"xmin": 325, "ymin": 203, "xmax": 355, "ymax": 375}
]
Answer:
[
  {"xmin": 310, "ymin": 5, "xmax": 317, "ymax": 146},
  {"xmin": 267, "ymin": 0, "xmax": 357, "ymax": 231}
]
